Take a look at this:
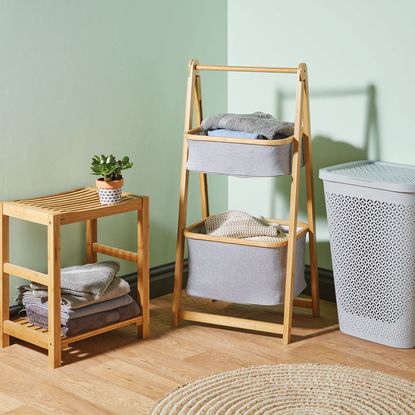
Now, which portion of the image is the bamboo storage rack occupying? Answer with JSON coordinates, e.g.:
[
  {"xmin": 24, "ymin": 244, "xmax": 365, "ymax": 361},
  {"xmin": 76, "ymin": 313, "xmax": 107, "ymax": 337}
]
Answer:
[
  {"xmin": 172, "ymin": 60, "xmax": 320, "ymax": 344},
  {"xmin": 0, "ymin": 187, "xmax": 150, "ymax": 368}
]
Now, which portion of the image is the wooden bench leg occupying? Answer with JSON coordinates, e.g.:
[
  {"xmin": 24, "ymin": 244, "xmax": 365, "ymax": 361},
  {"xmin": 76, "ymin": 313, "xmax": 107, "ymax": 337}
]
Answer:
[
  {"xmin": 86, "ymin": 219, "xmax": 97, "ymax": 264},
  {"xmin": 0, "ymin": 205, "xmax": 10, "ymax": 348},
  {"xmin": 137, "ymin": 197, "xmax": 150, "ymax": 339},
  {"xmin": 48, "ymin": 217, "xmax": 61, "ymax": 368}
]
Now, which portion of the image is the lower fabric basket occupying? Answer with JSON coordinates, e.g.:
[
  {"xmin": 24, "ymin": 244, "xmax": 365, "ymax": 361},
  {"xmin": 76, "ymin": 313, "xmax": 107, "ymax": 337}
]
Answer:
[{"xmin": 185, "ymin": 220, "xmax": 308, "ymax": 306}]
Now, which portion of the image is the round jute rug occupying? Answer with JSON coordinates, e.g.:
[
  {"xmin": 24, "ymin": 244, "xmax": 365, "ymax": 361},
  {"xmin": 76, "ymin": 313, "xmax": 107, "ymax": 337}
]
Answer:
[{"xmin": 150, "ymin": 364, "xmax": 415, "ymax": 414}]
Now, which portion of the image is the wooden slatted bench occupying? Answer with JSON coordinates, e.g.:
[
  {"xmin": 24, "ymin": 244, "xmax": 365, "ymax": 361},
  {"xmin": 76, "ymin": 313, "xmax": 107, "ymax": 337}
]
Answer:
[{"xmin": 0, "ymin": 187, "xmax": 150, "ymax": 368}]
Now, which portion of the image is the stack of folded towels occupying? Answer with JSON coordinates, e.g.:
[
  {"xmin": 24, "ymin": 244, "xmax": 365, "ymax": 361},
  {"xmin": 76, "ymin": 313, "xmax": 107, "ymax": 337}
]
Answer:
[
  {"xmin": 18, "ymin": 261, "xmax": 139, "ymax": 337},
  {"xmin": 200, "ymin": 112, "xmax": 294, "ymax": 140}
]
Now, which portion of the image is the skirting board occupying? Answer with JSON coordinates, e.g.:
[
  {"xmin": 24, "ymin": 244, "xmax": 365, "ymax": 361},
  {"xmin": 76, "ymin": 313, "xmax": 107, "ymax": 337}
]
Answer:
[
  {"xmin": 9, "ymin": 261, "xmax": 335, "ymax": 315},
  {"xmin": 304, "ymin": 265, "xmax": 336, "ymax": 303}
]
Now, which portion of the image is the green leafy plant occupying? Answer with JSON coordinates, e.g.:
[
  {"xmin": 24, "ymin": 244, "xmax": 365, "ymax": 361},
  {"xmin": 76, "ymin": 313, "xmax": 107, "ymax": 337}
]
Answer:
[{"xmin": 90, "ymin": 154, "xmax": 133, "ymax": 182}]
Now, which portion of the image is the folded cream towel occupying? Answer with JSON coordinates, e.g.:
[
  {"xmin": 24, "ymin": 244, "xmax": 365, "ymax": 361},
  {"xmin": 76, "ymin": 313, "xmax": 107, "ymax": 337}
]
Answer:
[{"xmin": 205, "ymin": 210, "xmax": 287, "ymax": 240}]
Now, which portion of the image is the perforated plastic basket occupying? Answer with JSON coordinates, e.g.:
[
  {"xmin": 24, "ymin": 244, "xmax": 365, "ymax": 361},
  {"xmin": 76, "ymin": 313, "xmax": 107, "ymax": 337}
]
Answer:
[{"xmin": 320, "ymin": 160, "xmax": 415, "ymax": 348}]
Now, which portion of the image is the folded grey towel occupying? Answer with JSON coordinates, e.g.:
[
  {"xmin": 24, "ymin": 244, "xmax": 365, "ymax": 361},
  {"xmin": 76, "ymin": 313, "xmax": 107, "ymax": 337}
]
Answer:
[
  {"xmin": 29, "ymin": 276, "xmax": 130, "ymax": 309},
  {"xmin": 25, "ymin": 300, "xmax": 140, "ymax": 337},
  {"xmin": 30, "ymin": 261, "xmax": 120, "ymax": 300},
  {"xmin": 205, "ymin": 210, "xmax": 287, "ymax": 240},
  {"xmin": 201, "ymin": 112, "xmax": 294, "ymax": 140},
  {"xmin": 23, "ymin": 293, "xmax": 134, "ymax": 325},
  {"xmin": 207, "ymin": 129, "xmax": 261, "ymax": 139},
  {"xmin": 16, "ymin": 284, "xmax": 31, "ymax": 305}
]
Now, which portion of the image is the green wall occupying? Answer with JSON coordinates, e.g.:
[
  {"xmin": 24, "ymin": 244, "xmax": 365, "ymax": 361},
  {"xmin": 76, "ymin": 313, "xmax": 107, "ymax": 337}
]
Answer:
[
  {"xmin": 228, "ymin": 0, "xmax": 414, "ymax": 270},
  {"xmin": 0, "ymin": 1, "xmax": 228, "ymax": 304},
  {"xmin": 5, "ymin": 0, "xmax": 412, "ymax": 304}
]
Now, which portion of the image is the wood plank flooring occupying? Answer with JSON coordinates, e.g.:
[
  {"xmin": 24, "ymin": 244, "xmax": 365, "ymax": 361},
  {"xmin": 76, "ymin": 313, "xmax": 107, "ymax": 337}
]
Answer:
[{"xmin": 0, "ymin": 294, "xmax": 414, "ymax": 414}]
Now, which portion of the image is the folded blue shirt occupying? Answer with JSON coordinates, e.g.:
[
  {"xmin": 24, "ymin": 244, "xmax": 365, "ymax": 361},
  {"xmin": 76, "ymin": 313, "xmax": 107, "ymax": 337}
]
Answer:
[{"xmin": 207, "ymin": 129, "xmax": 261, "ymax": 139}]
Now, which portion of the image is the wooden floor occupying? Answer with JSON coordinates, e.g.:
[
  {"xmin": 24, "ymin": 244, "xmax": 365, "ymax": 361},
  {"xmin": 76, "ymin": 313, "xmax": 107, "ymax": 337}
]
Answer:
[{"xmin": 0, "ymin": 293, "xmax": 414, "ymax": 414}]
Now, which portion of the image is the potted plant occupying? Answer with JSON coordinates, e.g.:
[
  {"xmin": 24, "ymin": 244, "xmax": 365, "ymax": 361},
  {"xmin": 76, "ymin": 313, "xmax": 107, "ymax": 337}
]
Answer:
[{"xmin": 90, "ymin": 154, "xmax": 133, "ymax": 205}]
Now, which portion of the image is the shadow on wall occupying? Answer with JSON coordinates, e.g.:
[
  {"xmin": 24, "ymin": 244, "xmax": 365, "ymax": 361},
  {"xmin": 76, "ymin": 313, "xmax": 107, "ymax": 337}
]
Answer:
[{"xmin": 271, "ymin": 85, "xmax": 381, "ymax": 268}]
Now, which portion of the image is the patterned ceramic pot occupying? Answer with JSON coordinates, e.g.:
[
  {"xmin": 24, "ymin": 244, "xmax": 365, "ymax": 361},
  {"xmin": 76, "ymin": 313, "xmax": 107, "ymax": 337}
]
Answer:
[{"xmin": 96, "ymin": 178, "xmax": 124, "ymax": 205}]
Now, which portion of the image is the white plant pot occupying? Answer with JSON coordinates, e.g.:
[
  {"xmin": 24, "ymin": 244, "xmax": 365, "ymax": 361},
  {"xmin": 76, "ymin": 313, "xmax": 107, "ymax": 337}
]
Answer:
[{"xmin": 96, "ymin": 178, "xmax": 124, "ymax": 205}]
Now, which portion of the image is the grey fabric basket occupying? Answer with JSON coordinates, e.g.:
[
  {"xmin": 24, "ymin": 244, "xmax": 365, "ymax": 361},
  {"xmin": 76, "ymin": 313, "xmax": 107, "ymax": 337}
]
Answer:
[
  {"xmin": 186, "ymin": 137, "xmax": 304, "ymax": 177},
  {"xmin": 185, "ymin": 223, "xmax": 307, "ymax": 306}
]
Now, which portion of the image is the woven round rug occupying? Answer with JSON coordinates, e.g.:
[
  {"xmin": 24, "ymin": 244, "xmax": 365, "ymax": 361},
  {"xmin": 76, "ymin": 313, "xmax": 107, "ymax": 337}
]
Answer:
[{"xmin": 150, "ymin": 364, "xmax": 415, "ymax": 414}]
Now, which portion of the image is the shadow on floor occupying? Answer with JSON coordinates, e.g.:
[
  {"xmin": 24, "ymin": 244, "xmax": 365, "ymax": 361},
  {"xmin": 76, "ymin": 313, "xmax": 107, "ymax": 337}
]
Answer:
[{"xmin": 173, "ymin": 293, "xmax": 339, "ymax": 344}]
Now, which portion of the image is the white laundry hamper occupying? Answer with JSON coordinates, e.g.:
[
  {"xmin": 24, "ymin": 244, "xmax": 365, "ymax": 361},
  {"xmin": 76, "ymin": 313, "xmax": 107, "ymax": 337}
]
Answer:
[{"xmin": 320, "ymin": 160, "xmax": 415, "ymax": 348}]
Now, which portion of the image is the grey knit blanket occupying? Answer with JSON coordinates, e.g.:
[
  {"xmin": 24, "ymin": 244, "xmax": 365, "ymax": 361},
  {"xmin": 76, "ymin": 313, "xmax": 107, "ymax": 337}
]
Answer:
[
  {"xmin": 205, "ymin": 210, "xmax": 287, "ymax": 240},
  {"xmin": 30, "ymin": 261, "xmax": 120, "ymax": 300},
  {"xmin": 201, "ymin": 112, "xmax": 294, "ymax": 140}
]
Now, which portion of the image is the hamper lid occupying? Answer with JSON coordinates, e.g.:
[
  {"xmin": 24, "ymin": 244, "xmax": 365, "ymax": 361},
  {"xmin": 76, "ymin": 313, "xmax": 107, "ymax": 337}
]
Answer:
[{"xmin": 319, "ymin": 160, "xmax": 415, "ymax": 193}]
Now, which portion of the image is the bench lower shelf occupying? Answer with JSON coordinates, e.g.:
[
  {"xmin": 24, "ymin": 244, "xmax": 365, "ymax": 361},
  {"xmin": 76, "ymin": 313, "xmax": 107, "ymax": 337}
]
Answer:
[{"xmin": 3, "ymin": 316, "xmax": 143, "ymax": 349}]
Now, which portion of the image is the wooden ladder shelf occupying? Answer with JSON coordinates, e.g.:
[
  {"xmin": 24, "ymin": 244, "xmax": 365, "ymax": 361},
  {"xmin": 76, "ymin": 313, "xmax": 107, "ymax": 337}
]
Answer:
[{"xmin": 171, "ymin": 60, "xmax": 319, "ymax": 344}]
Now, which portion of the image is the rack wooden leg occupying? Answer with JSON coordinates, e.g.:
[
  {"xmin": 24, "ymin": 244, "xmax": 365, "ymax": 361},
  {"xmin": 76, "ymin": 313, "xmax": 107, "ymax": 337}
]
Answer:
[
  {"xmin": 193, "ymin": 74, "xmax": 210, "ymax": 220},
  {"xmin": 0, "ymin": 204, "xmax": 10, "ymax": 348},
  {"xmin": 172, "ymin": 148, "xmax": 191, "ymax": 327},
  {"xmin": 302, "ymin": 74, "xmax": 320, "ymax": 318},
  {"xmin": 282, "ymin": 73, "xmax": 304, "ymax": 345},
  {"xmin": 137, "ymin": 197, "xmax": 150, "ymax": 339},
  {"xmin": 282, "ymin": 166, "xmax": 301, "ymax": 345},
  {"xmin": 86, "ymin": 219, "xmax": 97, "ymax": 263},
  {"xmin": 173, "ymin": 60, "xmax": 197, "ymax": 326},
  {"xmin": 47, "ymin": 217, "xmax": 61, "ymax": 368},
  {"xmin": 172, "ymin": 168, "xmax": 189, "ymax": 327},
  {"xmin": 303, "ymin": 134, "xmax": 320, "ymax": 318}
]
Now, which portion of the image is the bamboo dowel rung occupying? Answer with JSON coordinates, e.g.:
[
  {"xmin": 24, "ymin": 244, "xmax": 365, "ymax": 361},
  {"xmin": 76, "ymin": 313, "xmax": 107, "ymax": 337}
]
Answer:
[
  {"xmin": 3, "ymin": 263, "xmax": 48, "ymax": 286},
  {"xmin": 195, "ymin": 64, "xmax": 298, "ymax": 74},
  {"xmin": 92, "ymin": 243, "xmax": 138, "ymax": 262},
  {"xmin": 293, "ymin": 297, "xmax": 313, "ymax": 309},
  {"xmin": 181, "ymin": 310, "xmax": 284, "ymax": 335}
]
